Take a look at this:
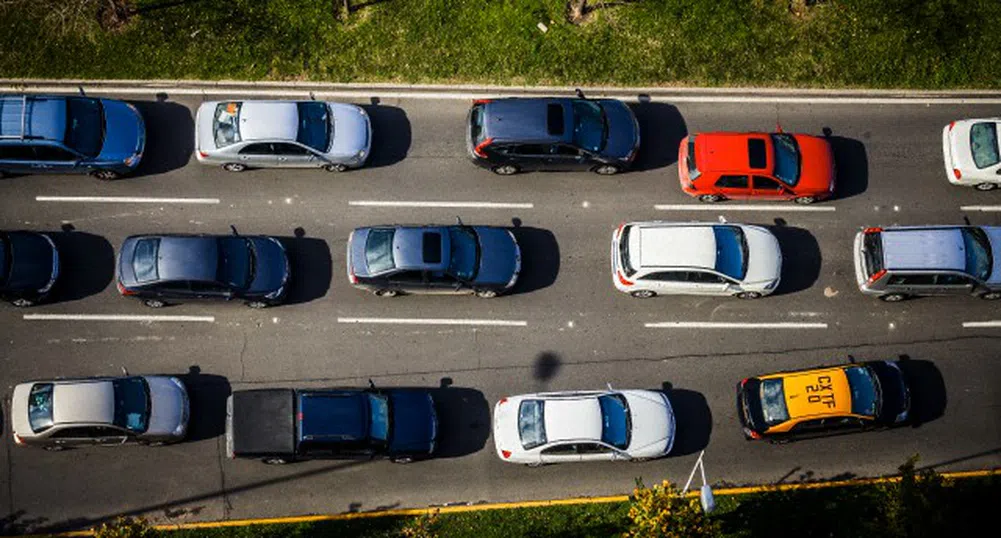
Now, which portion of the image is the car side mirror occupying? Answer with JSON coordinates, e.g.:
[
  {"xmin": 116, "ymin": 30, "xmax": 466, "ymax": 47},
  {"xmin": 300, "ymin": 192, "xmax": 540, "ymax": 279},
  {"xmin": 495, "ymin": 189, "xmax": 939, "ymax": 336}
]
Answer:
[
  {"xmin": 575, "ymin": 88, "xmax": 586, "ymax": 99},
  {"xmin": 230, "ymin": 225, "xmax": 239, "ymax": 236},
  {"xmin": 995, "ymin": 169, "xmax": 1001, "ymax": 175}
]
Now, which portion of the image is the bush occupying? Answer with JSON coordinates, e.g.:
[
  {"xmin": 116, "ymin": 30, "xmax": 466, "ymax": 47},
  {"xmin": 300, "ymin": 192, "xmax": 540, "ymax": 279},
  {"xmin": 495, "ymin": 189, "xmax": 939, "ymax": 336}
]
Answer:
[
  {"xmin": 625, "ymin": 479, "xmax": 718, "ymax": 538},
  {"xmin": 94, "ymin": 517, "xmax": 158, "ymax": 538}
]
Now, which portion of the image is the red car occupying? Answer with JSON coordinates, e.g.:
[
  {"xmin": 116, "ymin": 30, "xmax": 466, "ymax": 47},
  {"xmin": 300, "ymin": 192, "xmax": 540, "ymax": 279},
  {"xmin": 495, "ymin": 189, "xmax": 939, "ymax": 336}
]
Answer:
[{"xmin": 678, "ymin": 132, "xmax": 836, "ymax": 204}]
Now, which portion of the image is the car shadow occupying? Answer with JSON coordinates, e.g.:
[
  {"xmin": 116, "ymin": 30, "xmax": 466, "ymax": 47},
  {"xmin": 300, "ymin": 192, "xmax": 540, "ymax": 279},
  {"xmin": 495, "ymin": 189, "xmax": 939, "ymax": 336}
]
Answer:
[
  {"xmin": 827, "ymin": 134, "xmax": 868, "ymax": 200},
  {"xmin": 895, "ymin": 357, "xmax": 947, "ymax": 427},
  {"xmin": 507, "ymin": 224, "xmax": 559, "ymax": 294},
  {"xmin": 275, "ymin": 231, "xmax": 332, "ymax": 305},
  {"xmin": 627, "ymin": 100, "xmax": 687, "ymax": 171},
  {"xmin": 362, "ymin": 104, "xmax": 410, "ymax": 168},
  {"xmin": 178, "ymin": 366, "xmax": 231, "ymax": 442},
  {"xmin": 661, "ymin": 383, "xmax": 712, "ymax": 457},
  {"xmin": 428, "ymin": 378, "xmax": 490, "ymax": 458},
  {"xmin": 47, "ymin": 229, "xmax": 115, "ymax": 303},
  {"xmin": 128, "ymin": 99, "xmax": 194, "ymax": 178},
  {"xmin": 767, "ymin": 223, "xmax": 821, "ymax": 296}
]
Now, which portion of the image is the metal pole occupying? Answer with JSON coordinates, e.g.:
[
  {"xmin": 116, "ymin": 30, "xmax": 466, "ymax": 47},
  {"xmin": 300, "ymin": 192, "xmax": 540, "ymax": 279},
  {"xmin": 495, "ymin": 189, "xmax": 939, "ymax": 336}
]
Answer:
[{"xmin": 682, "ymin": 449, "xmax": 705, "ymax": 494}]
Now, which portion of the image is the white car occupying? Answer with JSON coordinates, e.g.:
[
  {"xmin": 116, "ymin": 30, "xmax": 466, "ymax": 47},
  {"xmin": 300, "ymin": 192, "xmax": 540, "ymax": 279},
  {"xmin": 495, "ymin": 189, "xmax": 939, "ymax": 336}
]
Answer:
[
  {"xmin": 611, "ymin": 221, "xmax": 782, "ymax": 299},
  {"xmin": 492, "ymin": 389, "xmax": 675, "ymax": 465},
  {"xmin": 943, "ymin": 119, "xmax": 1001, "ymax": 190},
  {"xmin": 195, "ymin": 100, "xmax": 371, "ymax": 173}
]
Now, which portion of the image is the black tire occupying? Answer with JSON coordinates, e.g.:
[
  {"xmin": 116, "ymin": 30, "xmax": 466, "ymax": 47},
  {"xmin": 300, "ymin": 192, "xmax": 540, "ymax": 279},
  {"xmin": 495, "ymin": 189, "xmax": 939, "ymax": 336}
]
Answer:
[
  {"xmin": 91, "ymin": 169, "xmax": 121, "ymax": 181},
  {"xmin": 736, "ymin": 291, "xmax": 762, "ymax": 299},
  {"xmin": 794, "ymin": 196, "xmax": 817, "ymax": 205},
  {"xmin": 223, "ymin": 163, "xmax": 247, "ymax": 172},
  {"xmin": 526, "ymin": 461, "xmax": 545, "ymax": 468},
  {"xmin": 324, "ymin": 163, "xmax": 348, "ymax": 172},
  {"xmin": 698, "ymin": 194, "xmax": 723, "ymax": 203},
  {"xmin": 246, "ymin": 301, "xmax": 268, "ymax": 309},
  {"xmin": 475, "ymin": 289, "xmax": 498, "ymax": 299},
  {"xmin": 143, "ymin": 298, "xmax": 166, "ymax": 308},
  {"xmin": 768, "ymin": 438, "xmax": 791, "ymax": 445},
  {"xmin": 492, "ymin": 164, "xmax": 519, "ymax": 176},
  {"xmin": 879, "ymin": 293, "xmax": 907, "ymax": 303},
  {"xmin": 391, "ymin": 456, "xmax": 414, "ymax": 464},
  {"xmin": 975, "ymin": 182, "xmax": 998, "ymax": 191},
  {"xmin": 630, "ymin": 290, "xmax": 656, "ymax": 298},
  {"xmin": 263, "ymin": 457, "xmax": 288, "ymax": 465},
  {"xmin": 979, "ymin": 291, "xmax": 1001, "ymax": 300},
  {"xmin": 43, "ymin": 445, "xmax": 66, "ymax": 451},
  {"xmin": 374, "ymin": 289, "xmax": 398, "ymax": 298},
  {"xmin": 11, "ymin": 298, "xmax": 35, "ymax": 307},
  {"xmin": 592, "ymin": 164, "xmax": 621, "ymax": 175}
]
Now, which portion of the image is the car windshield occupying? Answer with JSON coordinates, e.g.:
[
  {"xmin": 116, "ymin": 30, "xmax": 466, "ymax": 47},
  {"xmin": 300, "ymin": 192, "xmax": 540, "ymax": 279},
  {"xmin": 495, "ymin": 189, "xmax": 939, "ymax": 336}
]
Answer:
[
  {"xmin": 759, "ymin": 379, "xmax": 789, "ymax": 426},
  {"xmin": 970, "ymin": 122, "xmax": 1000, "ymax": 169},
  {"xmin": 598, "ymin": 394, "xmax": 630, "ymax": 450},
  {"xmin": 619, "ymin": 225, "xmax": 637, "ymax": 277},
  {"xmin": 65, "ymin": 97, "xmax": 103, "ymax": 158},
  {"xmin": 518, "ymin": 400, "xmax": 546, "ymax": 450},
  {"xmin": 132, "ymin": 238, "xmax": 160, "ymax": 283},
  {"xmin": 28, "ymin": 383, "xmax": 55, "ymax": 433},
  {"xmin": 365, "ymin": 229, "xmax": 396, "ymax": 274},
  {"xmin": 771, "ymin": 133, "xmax": 801, "ymax": 186},
  {"xmin": 448, "ymin": 226, "xmax": 479, "ymax": 281},
  {"xmin": 112, "ymin": 377, "xmax": 150, "ymax": 434},
  {"xmin": 296, "ymin": 102, "xmax": 331, "ymax": 153},
  {"xmin": 217, "ymin": 237, "xmax": 253, "ymax": 289},
  {"xmin": 213, "ymin": 102, "xmax": 242, "ymax": 148},
  {"xmin": 368, "ymin": 393, "xmax": 390, "ymax": 442},
  {"xmin": 571, "ymin": 100, "xmax": 606, "ymax": 153},
  {"xmin": 845, "ymin": 366, "xmax": 880, "ymax": 417},
  {"xmin": 962, "ymin": 227, "xmax": 993, "ymax": 281},
  {"xmin": 713, "ymin": 225, "xmax": 748, "ymax": 280}
]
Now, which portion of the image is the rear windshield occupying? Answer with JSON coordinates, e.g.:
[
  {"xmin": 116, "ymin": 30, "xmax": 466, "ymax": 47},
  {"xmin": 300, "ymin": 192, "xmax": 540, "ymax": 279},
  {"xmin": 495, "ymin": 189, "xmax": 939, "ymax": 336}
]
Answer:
[
  {"xmin": 759, "ymin": 379, "xmax": 789, "ymax": 426},
  {"xmin": 862, "ymin": 232, "xmax": 884, "ymax": 277},
  {"xmin": 213, "ymin": 102, "xmax": 242, "ymax": 148},
  {"xmin": 962, "ymin": 227, "xmax": 993, "ymax": 281},
  {"xmin": 112, "ymin": 377, "xmax": 150, "ymax": 434},
  {"xmin": 687, "ymin": 135, "xmax": 701, "ymax": 180},
  {"xmin": 368, "ymin": 393, "xmax": 389, "ymax": 442},
  {"xmin": 845, "ymin": 366, "xmax": 880, "ymax": 417},
  {"xmin": 296, "ymin": 102, "xmax": 330, "ymax": 153},
  {"xmin": 619, "ymin": 225, "xmax": 637, "ymax": 277},
  {"xmin": 598, "ymin": 394, "xmax": 630, "ymax": 450},
  {"xmin": 713, "ymin": 225, "xmax": 748, "ymax": 280},
  {"xmin": 65, "ymin": 97, "xmax": 104, "ymax": 158},
  {"xmin": 132, "ymin": 238, "xmax": 160, "ymax": 283},
  {"xmin": 469, "ymin": 104, "xmax": 486, "ymax": 145},
  {"xmin": 970, "ymin": 122, "xmax": 1000, "ymax": 169},
  {"xmin": 365, "ymin": 229, "xmax": 396, "ymax": 274},
  {"xmin": 28, "ymin": 383, "xmax": 54, "ymax": 433},
  {"xmin": 771, "ymin": 133, "xmax": 801, "ymax": 186},
  {"xmin": 518, "ymin": 400, "xmax": 546, "ymax": 450}
]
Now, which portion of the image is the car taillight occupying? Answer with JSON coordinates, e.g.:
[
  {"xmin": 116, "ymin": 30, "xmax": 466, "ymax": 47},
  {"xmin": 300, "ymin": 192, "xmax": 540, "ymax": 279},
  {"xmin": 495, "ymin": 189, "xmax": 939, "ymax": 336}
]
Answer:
[
  {"xmin": 948, "ymin": 121, "xmax": 955, "ymax": 132},
  {"xmin": 867, "ymin": 269, "xmax": 887, "ymax": 285},
  {"xmin": 616, "ymin": 222, "xmax": 626, "ymax": 238},
  {"xmin": 348, "ymin": 269, "xmax": 358, "ymax": 284},
  {"xmin": 297, "ymin": 411, "xmax": 303, "ymax": 421},
  {"xmin": 953, "ymin": 168, "xmax": 962, "ymax": 180},
  {"xmin": 501, "ymin": 450, "xmax": 511, "ymax": 459},
  {"xmin": 748, "ymin": 430, "xmax": 762, "ymax": 440},
  {"xmin": 863, "ymin": 227, "xmax": 882, "ymax": 234},
  {"xmin": 473, "ymin": 138, "xmax": 494, "ymax": 158},
  {"xmin": 497, "ymin": 398, "xmax": 507, "ymax": 405},
  {"xmin": 740, "ymin": 378, "xmax": 748, "ymax": 388},
  {"xmin": 197, "ymin": 151, "xmax": 209, "ymax": 159},
  {"xmin": 13, "ymin": 433, "xmax": 23, "ymax": 445},
  {"xmin": 473, "ymin": 99, "xmax": 492, "ymax": 105},
  {"xmin": 117, "ymin": 280, "xmax": 135, "ymax": 296},
  {"xmin": 616, "ymin": 271, "xmax": 633, "ymax": 287}
]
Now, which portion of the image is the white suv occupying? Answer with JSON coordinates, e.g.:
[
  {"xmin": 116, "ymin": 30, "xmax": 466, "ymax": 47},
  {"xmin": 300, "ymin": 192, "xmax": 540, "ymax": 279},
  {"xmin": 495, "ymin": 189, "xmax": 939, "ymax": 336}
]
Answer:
[{"xmin": 610, "ymin": 221, "xmax": 782, "ymax": 299}]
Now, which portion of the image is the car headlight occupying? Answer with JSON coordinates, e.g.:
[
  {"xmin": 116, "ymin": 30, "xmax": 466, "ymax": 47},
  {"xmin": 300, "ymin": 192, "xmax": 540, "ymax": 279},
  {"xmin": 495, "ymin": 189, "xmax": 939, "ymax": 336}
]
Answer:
[
  {"xmin": 356, "ymin": 149, "xmax": 367, "ymax": 161},
  {"xmin": 763, "ymin": 279, "xmax": 778, "ymax": 291}
]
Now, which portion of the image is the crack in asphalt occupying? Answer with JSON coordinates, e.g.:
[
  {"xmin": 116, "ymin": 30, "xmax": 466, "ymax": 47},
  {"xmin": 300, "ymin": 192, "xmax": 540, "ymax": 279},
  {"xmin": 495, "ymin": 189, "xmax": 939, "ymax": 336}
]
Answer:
[{"xmin": 215, "ymin": 436, "xmax": 232, "ymax": 520}]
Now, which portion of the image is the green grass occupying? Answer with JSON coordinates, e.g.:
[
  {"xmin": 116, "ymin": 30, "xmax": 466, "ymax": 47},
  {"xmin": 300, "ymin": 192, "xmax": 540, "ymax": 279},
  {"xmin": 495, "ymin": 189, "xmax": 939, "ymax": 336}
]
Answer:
[{"xmin": 1, "ymin": 0, "xmax": 999, "ymax": 88}]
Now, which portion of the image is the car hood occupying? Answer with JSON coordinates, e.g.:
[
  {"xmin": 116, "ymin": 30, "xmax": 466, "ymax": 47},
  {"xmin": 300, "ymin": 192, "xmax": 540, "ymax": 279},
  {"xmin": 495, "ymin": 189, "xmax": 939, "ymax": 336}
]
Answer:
[
  {"xmin": 10, "ymin": 383, "xmax": 35, "ymax": 439},
  {"xmin": 97, "ymin": 99, "xmax": 145, "ymax": 164},
  {"xmin": 388, "ymin": 390, "xmax": 437, "ymax": 455},
  {"xmin": 598, "ymin": 99, "xmax": 640, "ymax": 161},
  {"xmin": 623, "ymin": 390, "xmax": 675, "ymax": 457},
  {"xmin": 792, "ymin": 134, "xmax": 835, "ymax": 194},
  {"xmin": 5, "ymin": 231, "xmax": 57, "ymax": 292},
  {"xmin": 247, "ymin": 237, "xmax": 290, "ymax": 294},
  {"xmin": 144, "ymin": 376, "xmax": 189, "ymax": 438},
  {"xmin": 327, "ymin": 103, "xmax": 371, "ymax": 158},
  {"xmin": 472, "ymin": 227, "xmax": 520, "ymax": 287},
  {"xmin": 983, "ymin": 227, "xmax": 1001, "ymax": 285},
  {"xmin": 742, "ymin": 226, "xmax": 783, "ymax": 285},
  {"xmin": 491, "ymin": 396, "xmax": 523, "ymax": 460}
]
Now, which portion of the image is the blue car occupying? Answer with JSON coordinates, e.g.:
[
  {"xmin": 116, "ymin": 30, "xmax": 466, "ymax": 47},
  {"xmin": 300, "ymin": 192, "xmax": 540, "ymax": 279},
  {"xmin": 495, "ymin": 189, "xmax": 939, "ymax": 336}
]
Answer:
[{"xmin": 0, "ymin": 94, "xmax": 145, "ymax": 180}]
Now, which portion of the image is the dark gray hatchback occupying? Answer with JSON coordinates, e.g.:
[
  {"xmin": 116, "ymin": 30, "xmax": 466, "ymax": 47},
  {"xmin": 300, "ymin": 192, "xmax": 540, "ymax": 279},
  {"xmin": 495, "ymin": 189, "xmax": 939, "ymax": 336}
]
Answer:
[
  {"xmin": 347, "ymin": 224, "xmax": 521, "ymax": 298},
  {"xmin": 117, "ymin": 232, "xmax": 290, "ymax": 308}
]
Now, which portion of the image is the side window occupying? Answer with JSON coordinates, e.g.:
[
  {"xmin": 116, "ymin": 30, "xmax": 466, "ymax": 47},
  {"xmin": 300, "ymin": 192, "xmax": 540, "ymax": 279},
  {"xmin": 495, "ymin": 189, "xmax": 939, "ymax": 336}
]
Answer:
[
  {"xmin": 512, "ymin": 144, "xmax": 548, "ymax": 157},
  {"xmin": 429, "ymin": 271, "xmax": 458, "ymax": 284},
  {"xmin": 936, "ymin": 274, "xmax": 974, "ymax": 286},
  {"xmin": 789, "ymin": 419, "xmax": 826, "ymax": 433},
  {"xmin": 50, "ymin": 426, "xmax": 121, "ymax": 439},
  {"xmin": 886, "ymin": 274, "xmax": 935, "ymax": 286},
  {"xmin": 33, "ymin": 145, "xmax": 77, "ymax": 162},
  {"xmin": 822, "ymin": 417, "xmax": 864, "ymax": 430},
  {"xmin": 238, "ymin": 143, "xmax": 274, "ymax": 155},
  {"xmin": 190, "ymin": 281, "xmax": 228, "ymax": 293},
  {"xmin": 642, "ymin": 271, "xmax": 687, "ymax": 282},
  {"xmin": 715, "ymin": 175, "xmax": 749, "ymax": 189},
  {"xmin": 388, "ymin": 270, "xmax": 424, "ymax": 284},
  {"xmin": 157, "ymin": 280, "xmax": 192, "ymax": 293},
  {"xmin": 688, "ymin": 271, "xmax": 726, "ymax": 284},
  {"xmin": 551, "ymin": 144, "xmax": 581, "ymax": 156},
  {"xmin": 0, "ymin": 145, "xmax": 36, "ymax": 161},
  {"xmin": 576, "ymin": 443, "xmax": 612, "ymax": 455},
  {"xmin": 540, "ymin": 443, "xmax": 577, "ymax": 455},
  {"xmin": 273, "ymin": 143, "xmax": 310, "ymax": 156},
  {"xmin": 753, "ymin": 176, "xmax": 785, "ymax": 191}
]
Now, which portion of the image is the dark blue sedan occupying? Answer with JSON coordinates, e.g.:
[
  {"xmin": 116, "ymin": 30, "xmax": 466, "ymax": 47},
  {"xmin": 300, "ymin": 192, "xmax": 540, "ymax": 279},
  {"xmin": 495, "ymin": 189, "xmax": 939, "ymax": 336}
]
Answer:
[
  {"xmin": 347, "ymin": 223, "xmax": 521, "ymax": 298},
  {"xmin": 0, "ymin": 231, "xmax": 59, "ymax": 307},
  {"xmin": 117, "ymin": 232, "xmax": 290, "ymax": 308}
]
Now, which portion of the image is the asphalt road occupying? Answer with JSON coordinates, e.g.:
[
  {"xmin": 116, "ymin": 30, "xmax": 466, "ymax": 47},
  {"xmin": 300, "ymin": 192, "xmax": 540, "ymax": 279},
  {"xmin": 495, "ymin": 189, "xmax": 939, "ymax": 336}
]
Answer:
[{"xmin": 1, "ymin": 89, "xmax": 1000, "ymax": 533}]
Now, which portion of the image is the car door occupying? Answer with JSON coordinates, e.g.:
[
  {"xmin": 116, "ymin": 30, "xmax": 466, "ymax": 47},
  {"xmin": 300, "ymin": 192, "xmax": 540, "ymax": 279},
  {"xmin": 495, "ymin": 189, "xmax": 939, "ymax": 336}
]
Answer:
[
  {"xmin": 153, "ymin": 280, "xmax": 196, "ymax": 302},
  {"xmin": 510, "ymin": 144, "xmax": 549, "ymax": 172},
  {"xmin": 28, "ymin": 145, "xmax": 81, "ymax": 174},
  {"xmin": 236, "ymin": 142, "xmax": 278, "ymax": 167},
  {"xmin": 272, "ymin": 142, "xmax": 316, "ymax": 168},
  {"xmin": 545, "ymin": 143, "xmax": 590, "ymax": 171},
  {"xmin": 539, "ymin": 443, "xmax": 581, "ymax": 464},
  {"xmin": 752, "ymin": 175, "xmax": 793, "ymax": 200},
  {"xmin": 427, "ymin": 271, "xmax": 469, "ymax": 295},
  {"xmin": 189, "ymin": 281, "xmax": 234, "ymax": 302},
  {"xmin": 576, "ymin": 442, "xmax": 617, "ymax": 462},
  {"xmin": 45, "ymin": 426, "xmax": 111, "ymax": 448},
  {"xmin": 933, "ymin": 273, "xmax": 979, "ymax": 296},
  {"xmin": 686, "ymin": 271, "xmax": 734, "ymax": 296},
  {"xmin": 885, "ymin": 273, "xmax": 938, "ymax": 297},
  {"xmin": 0, "ymin": 144, "xmax": 37, "ymax": 174},
  {"xmin": 785, "ymin": 418, "xmax": 830, "ymax": 441},
  {"xmin": 386, "ymin": 270, "xmax": 427, "ymax": 294},
  {"xmin": 638, "ymin": 271, "xmax": 691, "ymax": 295},
  {"xmin": 712, "ymin": 174, "xmax": 752, "ymax": 199}
]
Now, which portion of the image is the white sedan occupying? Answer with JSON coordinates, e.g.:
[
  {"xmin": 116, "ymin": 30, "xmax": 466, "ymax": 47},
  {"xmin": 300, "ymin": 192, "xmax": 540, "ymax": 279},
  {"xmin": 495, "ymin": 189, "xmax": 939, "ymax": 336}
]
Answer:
[
  {"xmin": 492, "ymin": 388, "xmax": 675, "ymax": 465},
  {"xmin": 943, "ymin": 118, "xmax": 1001, "ymax": 190}
]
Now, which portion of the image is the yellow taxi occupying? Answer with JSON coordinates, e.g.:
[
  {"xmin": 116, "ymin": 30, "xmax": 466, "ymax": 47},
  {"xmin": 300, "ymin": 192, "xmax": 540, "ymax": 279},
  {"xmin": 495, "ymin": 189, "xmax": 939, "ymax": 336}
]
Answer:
[{"xmin": 736, "ymin": 360, "xmax": 911, "ymax": 442}]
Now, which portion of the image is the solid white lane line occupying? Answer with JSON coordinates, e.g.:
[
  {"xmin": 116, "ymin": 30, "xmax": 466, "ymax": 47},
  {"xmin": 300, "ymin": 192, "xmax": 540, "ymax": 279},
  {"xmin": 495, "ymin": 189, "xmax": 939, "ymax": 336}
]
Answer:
[
  {"xmin": 645, "ymin": 321, "xmax": 828, "ymax": 329},
  {"xmin": 348, "ymin": 200, "xmax": 534, "ymax": 209},
  {"xmin": 962, "ymin": 321, "xmax": 1001, "ymax": 328},
  {"xmin": 337, "ymin": 317, "xmax": 527, "ymax": 327},
  {"xmin": 36, "ymin": 196, "xmax": 220, "ymax": 204},
  {"xmin": 960, "ymin": 206, "xmax": 1001, "ymax": 212},
  {"xmin": 654, "ymin": 204, "xmax": 836, "ymax": 212},
  {"xmin": 24, "ymin": 314, "xmax": 215, "ymax": 322}
]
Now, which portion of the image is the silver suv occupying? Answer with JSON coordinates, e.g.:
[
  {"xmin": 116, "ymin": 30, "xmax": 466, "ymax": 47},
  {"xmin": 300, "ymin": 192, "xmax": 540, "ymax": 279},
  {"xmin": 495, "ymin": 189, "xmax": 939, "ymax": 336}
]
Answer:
[{"xmin": 853, "ymin": 225, "xmax": 1001, "ymax": 302}]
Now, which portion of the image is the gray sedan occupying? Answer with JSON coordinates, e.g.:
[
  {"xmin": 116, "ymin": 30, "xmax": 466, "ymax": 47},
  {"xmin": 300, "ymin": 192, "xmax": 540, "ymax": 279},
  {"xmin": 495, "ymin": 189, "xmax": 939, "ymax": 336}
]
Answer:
[
  {"xmin": 10, "ymin": 375, "xmax": 189, "ymax": 449},
  {"xmin": 195, "ymin": 100, "xmax": 371, "ymax": 172}
]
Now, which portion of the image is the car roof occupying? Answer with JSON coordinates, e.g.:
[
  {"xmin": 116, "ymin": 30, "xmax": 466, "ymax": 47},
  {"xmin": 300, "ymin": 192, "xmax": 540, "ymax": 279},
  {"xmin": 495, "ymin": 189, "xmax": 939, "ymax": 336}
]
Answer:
[
  {"xmin": 238, "ymin": 101, "xmax": 300, "ymax": 142},
  {"xmin": 881, "ymin": 228, "xmax": 965, "ymax": 271},
  {"xmin": 543, "ymin": 397, "xmax": 602, "ymax": 442},
  {"xmin": 630, "ymin": 224, "xmax": 716, "ymax": 270},
  {"xmin": 481, "ymin": 98, "xmax": 572, "ymax": 144},
  {"xmin": 694, "ymin": 132, "xmax": 773, "ymax": 174},
  {"xmin": 392, "ymin": 226, "xmax": 450, "ymax": 271},
  {"xmin": 298, "ymin": 390, "xmax": 368, "ymax": 443},
  {"xmin": 0, "ymin": 95, "xmax": 67, "ymax": 143},
  {"xmin": 51, "ymin": 380, "xmax": 115, "ymax": 425},
  {"xmin": 761, "ymin": 366, "xmax": 853, "ymax": 420},
  {"xmin": 156, "ymin": 236, "xmax": 219, "ymax": 282}
]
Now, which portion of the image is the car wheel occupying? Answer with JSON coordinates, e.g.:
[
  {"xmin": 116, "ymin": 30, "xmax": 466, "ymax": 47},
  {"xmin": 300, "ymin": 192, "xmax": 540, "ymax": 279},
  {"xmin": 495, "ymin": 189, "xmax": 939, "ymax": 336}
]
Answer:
[
  {"xmin": 975, "ymin": 182, "xmax": 998, "ymax": 191},
  {"xmin": 879, "ymin": 293, "xmax": 907, "ymax": 303},
  {"xmin": 324, "ymin": 163, "xmax": 348, "ymax": 173},
  {"xmin": 43, "ymin": 445, "xmax": 66, "ymax": 451},
  {"xmin": 768, "ymin": 438, "xmax": 791, "ymax": 445},
  {"xmin": 631, "ymin": 457, "xmax": 652, "ymax": 463},
  {"xmin": 246, "ymin": 301, "xmax": 269, "ymax": 309},
  {"xmin": 262, "ymin": 457, "xmax": 288, "ymax": 465},
  {"xmin": 698, "ymin": 194, "xmax": 723, "ymax": 203},
  {"xmin": 526, "ymin": 461, "xmax": 545, "ymax": 468},
  {"xmin": 223, "ymin": 163, "xmax": 247, "ymax": 173},
  {"xmin": 11, "ymin": 298, "xmax": 35, "ymax": 307},
  {"xmin": 391, "ymin": 456, "xmax": 414, "ymax": 464},
  {"xmin": 980, "ymin": 291, "xmax": 1001, "ymax": 300},
  {"xmin": 630, "ymin": 290, "xmax": 656, "ymax": 298},
  {"xmin": 736, "ymin": 291, "xmax": 762, "ymax": 299},
  {"xmin": 91, "ymin": 169, "xmax": 121, "ymax": 181},
  {"xmin": 492, "ymin": 165, "xmax": 519, "ymax": 176},
  {"xmin": 475, "ymin": 289, "xmax": 498, "ymax": 299},
  {"xmin": 374, "ymin": 289, "xmax": 399, "ymax": 298},
  {"xmin": 794, "ymin": 196, "xmax": 817, "ymax": 205},
  {"xmin": 143, "ymin": 299, "xmax": 166, "ymax": 308},
  {"xmin": 592, "ymin": 164, "xmax": 621, "ymax": 175}
]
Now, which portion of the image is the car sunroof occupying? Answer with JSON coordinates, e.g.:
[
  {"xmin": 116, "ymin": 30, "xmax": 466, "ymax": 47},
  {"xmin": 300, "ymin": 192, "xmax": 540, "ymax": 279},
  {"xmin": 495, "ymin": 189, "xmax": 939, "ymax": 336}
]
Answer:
[
  {"xmin": 547, "ymin": 104, "xmax": 564, "ymax": 136},
  {"xmin": 748, "ymin": 138, "xmax": 767, "ymax": 169},
  {"xmin": 422, "ymin": 232, "xmax": 442, "ymax": 264}
]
